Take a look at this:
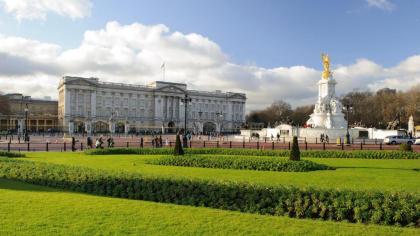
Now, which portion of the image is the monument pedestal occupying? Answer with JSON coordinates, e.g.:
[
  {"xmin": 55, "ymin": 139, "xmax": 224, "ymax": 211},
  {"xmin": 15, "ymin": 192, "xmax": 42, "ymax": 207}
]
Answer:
[{"xmin": 307, "ymin": 76, "xmax": 347, "ymax": 129}]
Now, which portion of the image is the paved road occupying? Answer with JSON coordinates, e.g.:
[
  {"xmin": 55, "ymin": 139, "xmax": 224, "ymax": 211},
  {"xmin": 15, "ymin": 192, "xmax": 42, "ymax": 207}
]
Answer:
[{"xmin": 0, "ymin": 134, "xmax": 418, "ymax": 152}]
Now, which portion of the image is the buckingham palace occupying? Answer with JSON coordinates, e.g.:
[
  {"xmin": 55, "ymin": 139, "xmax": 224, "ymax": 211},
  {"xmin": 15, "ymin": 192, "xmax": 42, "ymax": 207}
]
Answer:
[{"xmin": 58, "ymin": 76, "xmax": 246, "ymax": 134}]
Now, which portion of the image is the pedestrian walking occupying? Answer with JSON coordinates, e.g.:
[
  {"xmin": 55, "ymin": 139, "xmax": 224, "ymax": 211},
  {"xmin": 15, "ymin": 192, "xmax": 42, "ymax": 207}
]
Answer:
[
  {"xmin": 87, "ymin": 136, "xmax": 93, "ymax": 149},
  {"xmin": 71, "ymin": 137, "xmax": 77, "ymax": 152}
]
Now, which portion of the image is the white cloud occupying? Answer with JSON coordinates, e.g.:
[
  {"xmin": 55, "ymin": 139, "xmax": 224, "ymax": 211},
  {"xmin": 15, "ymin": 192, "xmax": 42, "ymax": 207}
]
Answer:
[
  {"xmin": 0, "ymin": 21, "xmax": 418, "ymax": 112},
  {"xmin": 0, "ymin": 0, "xmax": 92, "ymax": 21},
  {"xmin": 366, "ymin": 0, "xmax": 395, "ymax": 11}
]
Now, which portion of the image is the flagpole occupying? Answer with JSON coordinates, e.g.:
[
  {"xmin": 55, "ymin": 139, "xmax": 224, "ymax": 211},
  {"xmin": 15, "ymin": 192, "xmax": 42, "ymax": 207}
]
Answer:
[{"xmin": 161, "ymin": 62, "xmax": 166, "ymax": 82}]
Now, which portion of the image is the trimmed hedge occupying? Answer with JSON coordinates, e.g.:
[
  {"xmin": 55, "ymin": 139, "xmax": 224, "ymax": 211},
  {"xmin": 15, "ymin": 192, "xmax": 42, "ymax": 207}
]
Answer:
[
  {"xmin": 147, "ymin": 155, "xmax": 333, "ymax": 172},
  {"xmin": 85, "ymin": 148, "xmax": 420, "ymax": 159},
  {"xmin": 0, "ymin": 151, "xmax": 25, "ymax": 158},
  {"xmin": 0, "ymin": 159, "xmax": 418, "ymax": 226}
]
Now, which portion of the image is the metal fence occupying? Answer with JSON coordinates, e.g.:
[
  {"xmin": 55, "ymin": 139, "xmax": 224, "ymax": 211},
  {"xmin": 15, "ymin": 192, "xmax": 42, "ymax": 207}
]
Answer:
[{"xmin": 1, "ymin": 140, "xmax": 418, "ymax": 152}]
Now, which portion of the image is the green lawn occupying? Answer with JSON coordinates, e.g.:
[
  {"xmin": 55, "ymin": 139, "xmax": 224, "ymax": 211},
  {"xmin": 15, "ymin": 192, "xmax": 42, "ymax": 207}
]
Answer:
[
  {"xmin": 23, "ymin": 152, "xmax": 420, "ymax": 194},
  {"xmin": 0, "ymin": 178, "xmax": 418, "ymax": 236}
]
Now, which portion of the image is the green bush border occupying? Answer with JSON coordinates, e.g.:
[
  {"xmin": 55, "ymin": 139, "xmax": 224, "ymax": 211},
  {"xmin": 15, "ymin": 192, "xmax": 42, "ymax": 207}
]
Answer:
[
  {"xmin": 0, "ymin": 159, "xmax": 417, "ymax": 227},
  {"xmin": 85, "ymin": 148, "xmax": 420, "ymax": 159},
  {"xmin": 0, "ymin": 151, "xmax": 25, "ymax": 158},
  {"xmin": 147, "ymin": 155, "xmax": 333, "ymax": 172}
]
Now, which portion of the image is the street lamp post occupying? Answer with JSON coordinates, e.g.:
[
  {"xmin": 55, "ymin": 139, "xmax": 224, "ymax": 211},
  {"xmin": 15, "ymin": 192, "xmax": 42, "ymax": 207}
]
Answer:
[
  {"xmin": 344, "ymin": 104, "xmax": 352, "ymax": 145},
  {"xmin": 216, "ymin": 112, "xmax": 223, "ymax": 134},
  {"xmin": 181, "ymin": 93, "xmax": 192, "ymax": 148},
  {"xmin": 198, "ymin": 111, "xmax": 203, "ymax": 134},
  {"xmin": 24, "ymin": 104, "xmax": 29, "ymax": 142}
]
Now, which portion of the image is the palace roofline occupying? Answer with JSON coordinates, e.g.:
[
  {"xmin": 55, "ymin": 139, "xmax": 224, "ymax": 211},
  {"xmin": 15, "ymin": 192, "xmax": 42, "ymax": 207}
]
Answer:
[{"xmin": 60, "ymin": 76, "xmax": 246, "ymax": 99}]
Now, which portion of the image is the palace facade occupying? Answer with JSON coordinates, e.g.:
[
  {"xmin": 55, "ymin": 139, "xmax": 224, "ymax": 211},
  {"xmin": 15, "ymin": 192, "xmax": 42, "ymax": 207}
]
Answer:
[
  {"xmin": 0, "ymin": 93, "xmax": 58, "ymax": 132},
  {"xmin": 58, "ymin": 76, "xmax": 246, "ymax": 134}
]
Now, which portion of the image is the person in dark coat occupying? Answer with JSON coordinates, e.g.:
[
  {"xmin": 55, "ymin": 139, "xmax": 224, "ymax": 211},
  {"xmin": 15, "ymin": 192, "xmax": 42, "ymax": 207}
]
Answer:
[
  {"xmin": 71, "ymin": 137, "xmax": 76, "ymax": 152},
  {"xmin": 107, "ymin": 137, "xmax": 112, "ymax": 148},
  {"xmin": 87, "ymin": 136, "xmax": 93, "ymax": 148},
  {"xmin": 159, "ymin": 136, "xmax": 163, "ymax": 148}
]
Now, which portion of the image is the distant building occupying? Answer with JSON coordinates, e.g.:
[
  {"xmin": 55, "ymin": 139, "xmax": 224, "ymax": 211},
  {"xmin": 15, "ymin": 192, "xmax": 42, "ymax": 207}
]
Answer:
[
  {"xmin": 58, "ymin": 76, "xmax": 246, "ymax": 134},
  {"xmin": 0, "ymin": 93, "xmax": 58, "ymax": 132}
]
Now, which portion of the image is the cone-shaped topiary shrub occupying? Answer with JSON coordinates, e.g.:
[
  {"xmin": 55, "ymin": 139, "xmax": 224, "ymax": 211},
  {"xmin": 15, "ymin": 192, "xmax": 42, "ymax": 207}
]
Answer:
[
  {"xmin": 174, "ymin": 134, "xmax": 184, "ymax": 155},
  {"xmin": 289, "ymin": 136, "xmax": 300, "ymax": 161},
  {"xmin": 399, "ymin": 143, "xmax": 413, "ymax": 152}
]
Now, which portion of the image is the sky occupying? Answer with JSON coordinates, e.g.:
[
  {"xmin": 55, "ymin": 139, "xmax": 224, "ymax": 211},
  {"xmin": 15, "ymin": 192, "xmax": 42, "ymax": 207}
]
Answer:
[{"xmin": 0, "ymin": 0, "xmax": 419, "ymax": 111}]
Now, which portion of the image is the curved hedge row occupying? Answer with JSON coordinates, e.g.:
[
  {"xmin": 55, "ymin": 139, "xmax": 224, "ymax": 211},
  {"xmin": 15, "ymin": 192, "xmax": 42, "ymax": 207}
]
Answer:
[
  {"xmin": 147, "ymin": 155, "xmax": 333, "ymax": 172},
  {"xmin": 0, "ymin": 151, "xmax": 25, "ymax": 158},
  {"xmin": 0, "ymin": 159, "xmax": 418, "ymax": 226},
  {"xmin": 85, "ymin": 148, "xmax": 420, "ymax": 159}
]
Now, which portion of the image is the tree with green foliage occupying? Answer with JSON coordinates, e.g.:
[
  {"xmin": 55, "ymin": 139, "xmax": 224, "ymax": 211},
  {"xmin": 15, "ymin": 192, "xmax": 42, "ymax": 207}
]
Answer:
[
  {"xmin": 174, "ymin": 134, "xmax": 184, "ymax": 155},
  {"xmin": 289, "ymin": 136, "xmax": 300, "ymax": 161}
]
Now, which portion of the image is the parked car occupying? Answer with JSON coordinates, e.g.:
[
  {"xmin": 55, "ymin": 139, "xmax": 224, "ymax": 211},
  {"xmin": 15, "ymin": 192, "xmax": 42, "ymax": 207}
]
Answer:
[
  {"xmin": 414, "ymin": 138, "xmax": 420, "ymax": 145},
  {"xmin": 383, "ymin": 135, "xmax": 416, "ymax": 145}
]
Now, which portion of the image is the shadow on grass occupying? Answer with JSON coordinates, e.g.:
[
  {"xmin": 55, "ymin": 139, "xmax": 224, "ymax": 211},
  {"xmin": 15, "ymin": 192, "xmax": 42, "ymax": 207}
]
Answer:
[{"xmin": 0, "ymin": 178, "xmax": 60, "ymax": 192}]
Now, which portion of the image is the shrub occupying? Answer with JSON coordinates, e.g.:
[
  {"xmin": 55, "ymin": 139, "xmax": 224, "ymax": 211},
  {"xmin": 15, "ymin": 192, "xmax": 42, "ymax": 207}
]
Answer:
[
  {"xmin": 85, "ymin": 148, "xmax": 420, "ymax": 159},
  {"xmin": 147, "ymin": 155, "xmax": 332, "ymax": 172},
  {"xmin": 399, "ymin": 143, "xmax": 413, "ymax": 152},
  {"xmin": 0, "ymin": 159, "xmax": 417, "ymax": 227},
  {"xmin": 290, "ymin": 136, "xmax": 300, "ymax": 161},
  {"xmin": 0, "ymin": 151, "xmax": 25, "ymax": 158},
  {"xmin": 174, "ymin": 134, "xmax": 184, "ymax": 156}
]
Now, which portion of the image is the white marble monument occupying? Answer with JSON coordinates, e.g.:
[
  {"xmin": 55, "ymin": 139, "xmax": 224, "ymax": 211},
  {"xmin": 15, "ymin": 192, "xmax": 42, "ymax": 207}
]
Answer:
[
  {"xmin": 306, "ymin": 54, "xmax": 347, "ymax": 129},
  {"xmin": 408, "ymin": 115, "xmax": 414, "ymax": 136}
]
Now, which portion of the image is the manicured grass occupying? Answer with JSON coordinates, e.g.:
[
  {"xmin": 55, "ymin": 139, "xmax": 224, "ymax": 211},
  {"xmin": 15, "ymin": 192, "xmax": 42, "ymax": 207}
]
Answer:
[
  {"xmin": 22, "ymin": 152, "xmax": 420, "ymax": 193},
  {"xmin": 0, "ymin": 178, "xmax": 418, "ymax": 236}
]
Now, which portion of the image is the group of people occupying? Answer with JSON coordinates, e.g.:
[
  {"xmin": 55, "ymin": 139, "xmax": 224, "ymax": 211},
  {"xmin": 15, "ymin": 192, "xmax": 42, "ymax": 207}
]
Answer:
[
  {"xmin": 270, "ymin": 133, "xmax": 282, "ymax": 141},
  {"xmin": 151, "ymin": 136, "xmax": 166, "ymax": 148},
  {"xmin": 320, "ymin": 134, "xmax": 329, "ymax": 143},
  {"xmin": 83, "ymin": 136, "xmax": 115, "ymax": 149}
]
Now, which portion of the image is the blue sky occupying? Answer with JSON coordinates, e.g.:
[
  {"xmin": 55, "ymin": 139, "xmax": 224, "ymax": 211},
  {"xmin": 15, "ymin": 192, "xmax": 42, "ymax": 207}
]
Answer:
[
  {"xmin": 0, "ymin": 0, "xmax": 419, "ymax": 110},
  {"xmin": 2, "ymin": 0, "xmax": 420, "ymax": 69}
]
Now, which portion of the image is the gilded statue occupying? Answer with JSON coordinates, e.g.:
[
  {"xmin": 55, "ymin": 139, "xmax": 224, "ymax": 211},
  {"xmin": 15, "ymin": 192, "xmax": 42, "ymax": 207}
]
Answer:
[{"xmin": 321, "ymin": 53, "xmax": 331, "ymax": 79}]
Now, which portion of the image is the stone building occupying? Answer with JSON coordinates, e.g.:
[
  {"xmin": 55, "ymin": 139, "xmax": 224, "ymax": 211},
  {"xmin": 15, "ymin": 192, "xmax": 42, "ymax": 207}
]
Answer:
[
  {"xmin": 58, "ymin": 76, "xmax": 246, "ymax": 134},
  {"xmin": 0, "ymin": 93, "xmax": 58, "ymax": 132}
]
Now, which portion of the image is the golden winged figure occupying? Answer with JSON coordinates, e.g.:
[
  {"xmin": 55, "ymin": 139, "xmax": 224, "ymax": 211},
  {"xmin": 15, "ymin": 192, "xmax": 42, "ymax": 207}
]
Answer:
[{"xmin": 321, "ymin": 53, "xmax": 331, "ymax": 79}]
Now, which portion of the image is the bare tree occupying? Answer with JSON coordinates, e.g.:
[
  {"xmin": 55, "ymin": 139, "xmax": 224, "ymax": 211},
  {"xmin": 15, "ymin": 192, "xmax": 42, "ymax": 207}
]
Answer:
[{"xmin": 246, "ymin": 84, "xmax": 420, "ymax": 129}]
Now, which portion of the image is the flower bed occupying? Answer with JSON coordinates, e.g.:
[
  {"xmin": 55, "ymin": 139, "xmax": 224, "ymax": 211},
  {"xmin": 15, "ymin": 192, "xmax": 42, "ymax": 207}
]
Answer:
[{"xmin": 147, "ymin": 155, "xmax": 333, "ymax": 172}]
